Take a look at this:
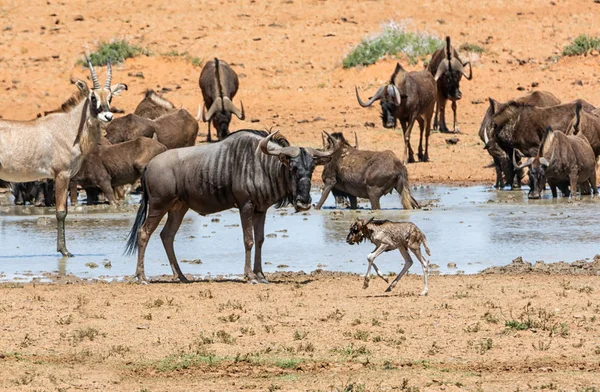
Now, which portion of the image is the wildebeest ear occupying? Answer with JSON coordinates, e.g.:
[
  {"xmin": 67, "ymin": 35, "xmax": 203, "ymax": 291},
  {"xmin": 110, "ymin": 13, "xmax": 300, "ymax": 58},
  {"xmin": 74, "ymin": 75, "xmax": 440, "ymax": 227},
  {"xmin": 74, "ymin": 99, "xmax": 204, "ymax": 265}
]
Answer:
[
  {"xmin": 488, "ymin": 98, "xmax": 499, "ymax": 114},
  {"xmin": 278, "ymin": 155, "xmax": 290, "ymax": 167},
  {"xmin": 111, "ymin": 83, "xmax": 128, "ymax": 96}
]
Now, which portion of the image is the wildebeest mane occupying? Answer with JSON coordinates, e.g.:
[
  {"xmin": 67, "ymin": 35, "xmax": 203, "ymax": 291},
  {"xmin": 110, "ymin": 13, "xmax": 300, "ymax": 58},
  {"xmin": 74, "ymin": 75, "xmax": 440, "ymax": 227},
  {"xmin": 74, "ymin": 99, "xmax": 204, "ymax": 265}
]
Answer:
[{"xmin": 228, "ymin": 129, "xmax": 290, "ymax": 147}]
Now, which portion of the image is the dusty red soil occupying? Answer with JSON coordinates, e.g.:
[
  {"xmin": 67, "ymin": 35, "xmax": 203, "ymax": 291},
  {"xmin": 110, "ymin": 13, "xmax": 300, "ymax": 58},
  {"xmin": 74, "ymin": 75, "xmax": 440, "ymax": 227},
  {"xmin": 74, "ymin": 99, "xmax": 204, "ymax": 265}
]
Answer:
[
  {"xmin": 2, "ymin": 1, "xmax": 600, "ymax": 390},
  {"xmin": 2, "ymin": 0, "xmax": 600, "ymax": 186}
]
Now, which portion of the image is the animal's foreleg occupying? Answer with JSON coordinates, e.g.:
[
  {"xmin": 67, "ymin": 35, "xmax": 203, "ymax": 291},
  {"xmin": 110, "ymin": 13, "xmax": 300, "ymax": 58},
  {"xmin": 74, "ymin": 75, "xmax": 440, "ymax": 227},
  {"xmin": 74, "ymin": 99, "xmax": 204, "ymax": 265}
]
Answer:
[
  {"xmin": 252, "ymin": 211, "xmax": 268, "ymax": 283},
  {"xmin": 385, "ymin": 247, "xmax": 414, "ymax": 293},
  {"xmin": 570, "ymin": 170, "xmax": 580, "ymax": 199},
  {"xmin": 54, "ymin": 174, "xmax": 73, "ymax": 257},
  {"xmin": 451, "ymin": 100, "xmax": 458, "ymax": 132},
  {"xmin": 364, "ymin": 244, "xmax": 389, "ymax": 289},
  {"xmin": 404, "ymin": 120, "xmax": 416, "ymax": 164},
  {"xmin": 160, "ymin": 204, "xmax": 190, "ymax": 282},
  {"xmin": 370, "ymin": 262, "xmax": 389, "ymax": 284},
  {"xmin": 315, "ymin": 181, "xmax": 336, "ymax": 210},
  {"xmin": 239, "ymin": 204, "xmax": 258, "ymax": 284},
  {"xmin": 416, "ymin": 117, "xmax": 425, "ymax": 162}
]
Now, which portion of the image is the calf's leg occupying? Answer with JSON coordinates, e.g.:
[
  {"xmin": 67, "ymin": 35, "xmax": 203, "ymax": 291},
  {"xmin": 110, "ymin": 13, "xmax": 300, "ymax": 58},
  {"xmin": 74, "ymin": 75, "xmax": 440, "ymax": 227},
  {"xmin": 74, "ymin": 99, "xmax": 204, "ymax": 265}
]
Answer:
[
  {"xmin": 364, "ymin": 244, "xmax": 389, "ymax": 289},
  {"xmin": 410, "ymin": 246, "xmax": 429, "ymax": 296},
  {"xmin": 385, "ymin": 247, "xmax": 414, "ymax": 292}
]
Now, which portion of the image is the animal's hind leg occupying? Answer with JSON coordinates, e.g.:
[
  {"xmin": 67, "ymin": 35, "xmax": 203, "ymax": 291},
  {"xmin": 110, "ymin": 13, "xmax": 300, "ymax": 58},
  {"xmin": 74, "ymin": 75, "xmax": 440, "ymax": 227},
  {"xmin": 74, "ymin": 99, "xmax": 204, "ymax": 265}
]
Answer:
[
  {"xmin": 252, "ymin": 211, "xmax": 268, "ymax": 283},
  {"xmin": 385, "ymin": 247, "xmax": 414, "ymax": 293},
  {"xmin": 364, "ymin": 244, "xmax": 389, "ymax": 289},
  {"xmin": 136, "ymin": 205, "xmax": 170, "ymax": 282},
  {"xmin": 160, "ymin": 203, "xmax": 190, "ymax": 282},
  {"xmin": 410, "ymin": 246, "xmax": 429, "ymax": 296},
  {"xmin": 451, "ymin": 100, "xmax": 458, "ymax": 133}
]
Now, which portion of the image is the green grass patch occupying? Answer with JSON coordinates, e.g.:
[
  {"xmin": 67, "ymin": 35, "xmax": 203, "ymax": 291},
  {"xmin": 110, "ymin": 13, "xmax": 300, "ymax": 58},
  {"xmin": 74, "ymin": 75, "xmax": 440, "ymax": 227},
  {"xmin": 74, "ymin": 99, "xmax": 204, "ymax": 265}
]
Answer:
[
  {"xmin": 163, "ymin": 50, "xmax": 203, "ymax": 67},
  {"xmin": 80, "ymin": 39, "xmax": 150, "ymax": 67},
  {"xmin": 343, "ymin": 20, "xmax": 443, "ymax": 68},
  {"xmin": 562, "ymin": 35, "xmax": 600, "ymax": 56},
  {"xmin": 459, "ymin": 42, "xmax": 485, "ymax": 54}
]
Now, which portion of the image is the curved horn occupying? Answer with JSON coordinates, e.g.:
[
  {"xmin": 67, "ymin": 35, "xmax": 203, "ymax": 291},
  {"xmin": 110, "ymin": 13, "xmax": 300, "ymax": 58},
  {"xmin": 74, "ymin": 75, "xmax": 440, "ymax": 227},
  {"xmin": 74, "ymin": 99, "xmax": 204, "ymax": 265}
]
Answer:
[
  {"xmin": 387, "ymin": 84, "xmax": 401, "ymax": 106},
  {"xmin": 305, "ymin": 131, "xmax": 340, "ymax": 159},
  {"xmin": 202, "ymin": 97, "xmax": 222, "ymax": 122},
  {"xmin": 258, "ymin": 130, "xmax": 300, "ymax": 157},
  {"xmin": 355, "ymin": 86, "xmax": 385, "ymax": 107},
  {"xmin": 104, "ymin": 57, "xmax": 112, "ymax": 89},
  {"xmin": 353, "ymin": 131, "xmax": 358, "ymax": 149},
  {"xmin": 434, "ymin": 59, "xmax": 449, "ymax": 81},
  {"xmin": 512, "ymin": 149, "xmax": 532, "ymax": 170},
  {"xmin": 195, "ymin": 104, "xmax": 203, "ymax": 121},
  {"xmin": 86, "ymin": 56, "xmax": 100, "ymax": 90},
  {"xmin": 460, "ymin": 60, "xmax": 473, "ymax": 80},
  {"xmin": 483, "ymin": 127, "xmax": 490, "ymax": 146},
  {"xmin": 321, "ymin": 132, "xmax": 327, "ymax": 149},
  {"xmin": 223, "ymin": 97, "xmax": 245, "ymax": 120}
]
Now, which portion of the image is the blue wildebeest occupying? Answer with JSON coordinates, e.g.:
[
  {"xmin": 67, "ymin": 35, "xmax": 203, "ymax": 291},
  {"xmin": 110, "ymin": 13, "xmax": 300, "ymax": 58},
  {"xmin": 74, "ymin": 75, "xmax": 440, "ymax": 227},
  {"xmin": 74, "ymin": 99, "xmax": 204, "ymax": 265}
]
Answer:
[
  {"xmin": 0, "ymin": 58, "xmax": 126, "ymax": 256},
  {"xmin": 126, "ymin": 130, "xmax": 338, "ymax": 283}
]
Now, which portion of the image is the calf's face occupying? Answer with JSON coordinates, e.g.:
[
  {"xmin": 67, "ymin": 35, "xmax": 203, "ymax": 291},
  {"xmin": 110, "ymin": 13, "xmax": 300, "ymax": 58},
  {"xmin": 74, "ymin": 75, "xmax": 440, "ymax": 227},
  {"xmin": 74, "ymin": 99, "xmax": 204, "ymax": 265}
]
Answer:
[{"xmin": 346, "ymin": 221, "xmax": 366, "ymax": 245}]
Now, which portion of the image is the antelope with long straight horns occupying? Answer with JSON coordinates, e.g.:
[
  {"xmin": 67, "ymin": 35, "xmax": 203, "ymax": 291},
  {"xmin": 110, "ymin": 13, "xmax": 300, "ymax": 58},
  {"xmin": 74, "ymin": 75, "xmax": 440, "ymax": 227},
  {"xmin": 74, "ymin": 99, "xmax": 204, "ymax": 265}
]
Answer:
[{"xmin": 0, "ymin": 56, "xmax": 127, "ymax": 256}]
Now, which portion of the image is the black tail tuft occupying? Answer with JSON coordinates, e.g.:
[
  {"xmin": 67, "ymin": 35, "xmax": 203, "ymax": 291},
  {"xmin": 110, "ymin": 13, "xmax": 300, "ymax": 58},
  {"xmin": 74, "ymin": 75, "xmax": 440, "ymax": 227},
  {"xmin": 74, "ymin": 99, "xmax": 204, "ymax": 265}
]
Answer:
[
  {"xmin": 446, "ymin": 36, "xmax": 452, "ymax": 60},
  {"xmin": 124, "ymin": 171, "xmax": 149, "ymax": 256}
]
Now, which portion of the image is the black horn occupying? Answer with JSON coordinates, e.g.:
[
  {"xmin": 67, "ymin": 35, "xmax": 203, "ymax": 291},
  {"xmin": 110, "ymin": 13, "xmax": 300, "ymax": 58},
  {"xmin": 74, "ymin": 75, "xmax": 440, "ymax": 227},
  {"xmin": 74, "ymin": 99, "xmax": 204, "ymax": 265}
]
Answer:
[{"xmin": 356, "ymin": 86, "xmax": 385, "ymax": 107}]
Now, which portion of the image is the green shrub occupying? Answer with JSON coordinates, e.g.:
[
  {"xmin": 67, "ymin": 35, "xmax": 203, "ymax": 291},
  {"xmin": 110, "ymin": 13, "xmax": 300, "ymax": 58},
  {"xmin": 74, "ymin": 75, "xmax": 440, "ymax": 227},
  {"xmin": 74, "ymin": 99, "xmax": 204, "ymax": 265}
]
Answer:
[
  {"xmin": 343, "ymin": 20, "xmax": 443, "ymax": 68},
  {"xmin": 563, "ymin": 35, "xmax": 600, "ymax": 56},
  {"xmin": 81, "ymin": 40, "xmax": 150, "ymax": 66}
]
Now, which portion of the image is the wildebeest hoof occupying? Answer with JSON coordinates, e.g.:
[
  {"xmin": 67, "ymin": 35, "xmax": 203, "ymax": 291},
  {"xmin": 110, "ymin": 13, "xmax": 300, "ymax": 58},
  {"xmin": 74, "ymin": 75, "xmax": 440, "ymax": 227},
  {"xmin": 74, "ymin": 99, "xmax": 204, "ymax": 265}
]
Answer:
[
  {"xmin": 363, "ymin": 281, "xmax": 369, "ymax": 289},
  {"xmin": 385, "ymin": 286, "xmax": 392, "ymax": 292},
  {"xmin": 420, "ymin": 290, "xmax": 428, "ymax": 296},
  {"xmin": 407, "ymin": 155, "xmax": 416, "ymax": 164},
  {"xmin": 178, "ymin": 275, "xmax": 190, "ymax": 283},
  {"xmin": 260, "ymin": 278, "xmax": 269, "ymax": 284},
  {"xmin": 249, "ymin": 279, "xmax": 259, "ymax": 285}
]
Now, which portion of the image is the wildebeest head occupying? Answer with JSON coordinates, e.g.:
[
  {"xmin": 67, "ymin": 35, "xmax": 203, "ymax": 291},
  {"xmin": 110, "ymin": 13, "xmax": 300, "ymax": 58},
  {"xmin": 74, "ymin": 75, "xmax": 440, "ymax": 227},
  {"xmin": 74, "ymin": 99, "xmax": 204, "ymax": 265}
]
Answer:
[
  {"xmin": 356, "ymin": 63, "xmax": 406, "ymax": 129},
  {"xmin": 434, "ymin": 37, "xmax": 472, "ymax": 102},
  {"xmin": 258, "ymin": 131, "xmax": 338, "ymax": 212},
  {"xmin": 346, "ymin": 218, "xmax": 373, "ymax": 245},
  {"xmin": 203, "ymin": 97, "xmax": 245, "ymax": 139},
  {"xmin": 512, "ymin": 149, "xmax": 550, "ymax": 199},
  {"xmin": 84, "ymin": 57, "xmax": 127, "ymax": 123}
]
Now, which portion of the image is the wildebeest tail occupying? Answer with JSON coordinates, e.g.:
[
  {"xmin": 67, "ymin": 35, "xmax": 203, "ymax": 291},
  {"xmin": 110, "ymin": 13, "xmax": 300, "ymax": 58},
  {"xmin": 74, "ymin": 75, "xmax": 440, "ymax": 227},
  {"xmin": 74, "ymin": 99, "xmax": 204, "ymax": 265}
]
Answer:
[
  {"xmin": 124, "ymin": 170, "xmax": 149, "ymax": 256},
  {"xmin": 397, "ymin": 170, "xmax": 420, "ymax": 209},
  {"xmin": 445, "ymin": 36, "xmax": 451, "ymax": 61}
]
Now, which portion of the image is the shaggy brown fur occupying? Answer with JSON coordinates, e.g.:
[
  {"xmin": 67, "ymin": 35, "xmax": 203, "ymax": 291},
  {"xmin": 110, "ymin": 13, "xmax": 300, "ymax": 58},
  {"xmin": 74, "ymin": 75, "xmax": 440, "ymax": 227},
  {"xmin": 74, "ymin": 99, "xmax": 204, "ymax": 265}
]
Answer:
[{"xmin": 315, "ymin": 132, "xmax": 419, "ymax": 210}]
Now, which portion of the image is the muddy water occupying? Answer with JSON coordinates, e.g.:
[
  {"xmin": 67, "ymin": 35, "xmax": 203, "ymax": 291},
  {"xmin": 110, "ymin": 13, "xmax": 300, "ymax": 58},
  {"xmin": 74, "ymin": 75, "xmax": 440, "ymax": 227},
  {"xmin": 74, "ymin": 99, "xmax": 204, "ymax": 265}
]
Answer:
[{"xmin": 0, "ymin": 186, "xmax": 598, "ymax": 282}]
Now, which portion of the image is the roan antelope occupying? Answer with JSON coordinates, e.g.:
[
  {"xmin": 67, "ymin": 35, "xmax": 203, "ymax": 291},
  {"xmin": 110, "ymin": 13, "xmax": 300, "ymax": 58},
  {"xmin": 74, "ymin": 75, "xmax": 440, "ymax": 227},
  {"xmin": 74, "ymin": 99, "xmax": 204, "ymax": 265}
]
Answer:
[{"xmin": 0, "ymin": 57, "xmax": 127, "ymax": 256}]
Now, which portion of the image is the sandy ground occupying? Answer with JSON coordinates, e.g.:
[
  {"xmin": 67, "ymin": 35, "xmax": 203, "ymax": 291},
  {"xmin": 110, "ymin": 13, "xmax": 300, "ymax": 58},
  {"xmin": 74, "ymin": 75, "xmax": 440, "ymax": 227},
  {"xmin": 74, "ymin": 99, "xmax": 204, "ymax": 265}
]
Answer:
[
  {"xmin": 1, "ymin": 268, "xmax": 599, "ymax": 391},
  {"xmin": 2, "ymin": 1, "xmax": 600, "ymax": 391},
  {"xmin": 2, "ymin": 0, "xmax": 600, "ymax": 185}
]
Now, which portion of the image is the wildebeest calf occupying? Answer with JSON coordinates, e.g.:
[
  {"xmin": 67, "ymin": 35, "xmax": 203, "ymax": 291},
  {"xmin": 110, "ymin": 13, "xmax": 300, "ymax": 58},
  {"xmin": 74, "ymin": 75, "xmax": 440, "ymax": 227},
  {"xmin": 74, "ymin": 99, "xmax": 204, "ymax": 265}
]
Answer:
[
  {"xmin": 11, "ymin": 180, "xmax": 55, "ymax": 206},
  {"xmin": 346, "ymin": 218, "xmax": 431, "ymax": 296}
]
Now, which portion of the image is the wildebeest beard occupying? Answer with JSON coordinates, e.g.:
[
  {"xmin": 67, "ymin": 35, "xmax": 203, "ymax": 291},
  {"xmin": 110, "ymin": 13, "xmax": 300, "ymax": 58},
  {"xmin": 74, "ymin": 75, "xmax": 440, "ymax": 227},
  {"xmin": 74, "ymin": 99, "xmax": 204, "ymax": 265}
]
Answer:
[{"xmin": 380, "ymin": 102, "xmax": 397, "ymax": 128}]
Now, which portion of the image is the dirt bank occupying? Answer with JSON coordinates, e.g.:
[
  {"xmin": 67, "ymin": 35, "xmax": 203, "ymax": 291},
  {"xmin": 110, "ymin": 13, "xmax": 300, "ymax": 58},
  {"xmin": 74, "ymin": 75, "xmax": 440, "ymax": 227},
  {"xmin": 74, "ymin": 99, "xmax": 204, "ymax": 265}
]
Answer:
[{"xmin": 1, "ymin": 271, "xmax": 599, "ymax": 391}]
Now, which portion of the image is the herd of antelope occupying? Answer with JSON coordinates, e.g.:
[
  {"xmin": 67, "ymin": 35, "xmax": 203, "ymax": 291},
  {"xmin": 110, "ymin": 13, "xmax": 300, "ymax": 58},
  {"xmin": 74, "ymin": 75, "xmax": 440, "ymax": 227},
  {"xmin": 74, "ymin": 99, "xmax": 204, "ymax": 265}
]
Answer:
[{"xmin": 0, "ymin": 34, "xmax": 596, "ymax": 293}]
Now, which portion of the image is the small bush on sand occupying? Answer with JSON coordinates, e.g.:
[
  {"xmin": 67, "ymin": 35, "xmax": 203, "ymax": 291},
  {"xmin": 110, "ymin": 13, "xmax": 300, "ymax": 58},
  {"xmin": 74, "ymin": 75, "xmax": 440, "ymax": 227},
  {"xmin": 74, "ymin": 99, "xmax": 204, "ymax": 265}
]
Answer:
[
  {"xmin": 80, "ymin": 39, "xmax": 150, "ymax": 66},
  {"xmin": 562, "ymin": 35, "xmax": 600, "ymax": 56},
  {"xmin": 343, "ymin": 20, "xmax": 443, "ymax": 68}
]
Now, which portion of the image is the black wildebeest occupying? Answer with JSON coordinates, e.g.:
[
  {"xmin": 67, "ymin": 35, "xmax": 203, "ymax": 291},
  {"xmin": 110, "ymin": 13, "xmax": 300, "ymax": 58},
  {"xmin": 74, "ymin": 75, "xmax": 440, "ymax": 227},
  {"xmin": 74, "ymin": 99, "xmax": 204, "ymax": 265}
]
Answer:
[
  {"xmin": 199, "ymin": 58, "xmax": 245, "ymax": 142},
  {"xmin": 0, "ymin": 58, "xmax": 126, "ymax": 256},
  {"xmin": 315, "ymin": 132, "xmax": 419, "ymax": 210},
  {"xmin": 480, "ymin": 91, "xmax": 561, "ymax": 189},
  {"xmin": 492, "ymin": 99, "xmax": 595, "ymax": 194},
  {"xmin": 134, "ymin": 89, "xmax": 175, "ymax": 120},
  {"xmin": 356, "ymin": 63, "xmax": 436, "ymax": 163},
  {"xmin": 104, "ymin": 109, "xmax": 199, "ymax": 149},
  {"xmin": 565, "ymin": 103, "xmax": 600, "ymax": 159},
  {"xmin": 125, "ymin": 130, "xmax": 338, "ymax": 284},
  {"xmin": 427, "ymin": 36, "xmax": 472, "ymax": 134},
  {"xmin": 514, "ymin": 126, "xmax": 597, "ymax": 199},
  {"xmin": 71, "ymin": 137, "xmax": 167, "ymax": 205}
]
